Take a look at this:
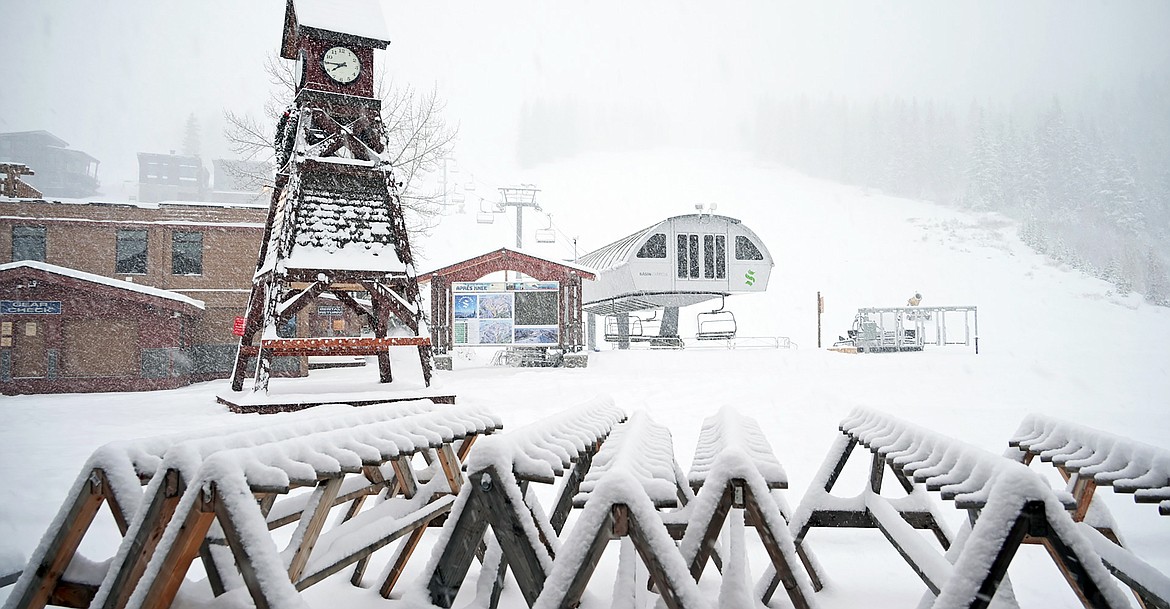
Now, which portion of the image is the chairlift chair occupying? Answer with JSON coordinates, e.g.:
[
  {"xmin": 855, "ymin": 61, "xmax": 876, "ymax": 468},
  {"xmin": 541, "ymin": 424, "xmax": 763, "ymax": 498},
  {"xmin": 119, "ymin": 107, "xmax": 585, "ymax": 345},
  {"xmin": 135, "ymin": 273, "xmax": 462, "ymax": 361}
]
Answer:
[
  {"xmin": 476, "ymin": 197, "xmax": 495, "ymax": 224},
  {"xmin": 603, "ymin": 314, "xmax": 645, "ymax": 342},
  {"xmin": 696, "ymin": 296, "xmax": 737, "ymax": 340},
  {"xmin": 536, "ymin": 214, "xmax": 556, "ymax": 243}
]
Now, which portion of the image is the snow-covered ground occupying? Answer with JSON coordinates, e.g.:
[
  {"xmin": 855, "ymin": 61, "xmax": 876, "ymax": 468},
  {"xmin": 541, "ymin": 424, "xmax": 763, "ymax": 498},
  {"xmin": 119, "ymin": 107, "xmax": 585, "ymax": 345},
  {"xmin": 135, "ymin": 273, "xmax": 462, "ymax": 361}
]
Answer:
[{"xmin": 2, "ymin": 149, "xmax": 1168, "ymax": 608}]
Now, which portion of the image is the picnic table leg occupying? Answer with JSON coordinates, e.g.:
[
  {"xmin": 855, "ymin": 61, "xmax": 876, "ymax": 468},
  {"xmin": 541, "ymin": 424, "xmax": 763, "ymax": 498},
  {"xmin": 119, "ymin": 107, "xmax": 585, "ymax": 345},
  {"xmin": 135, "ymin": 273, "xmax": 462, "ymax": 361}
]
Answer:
[
  {"xmin": 744, "ymin": 484, "xmax": 812, "ymax": 609},
  {"xmin": 9, "ymin": 470, "xmax": 106, "ymax": 609},
  {"xmin": 97, "ymin": 469, "xmax": 186, "ymax": 609}
]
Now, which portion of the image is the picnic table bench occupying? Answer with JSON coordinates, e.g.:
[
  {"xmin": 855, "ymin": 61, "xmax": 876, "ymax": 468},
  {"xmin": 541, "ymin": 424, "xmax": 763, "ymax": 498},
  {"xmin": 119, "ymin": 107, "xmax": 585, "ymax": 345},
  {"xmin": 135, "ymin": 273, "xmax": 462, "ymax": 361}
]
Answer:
[
  {"xmin": 1010, "ymin": 414, "xmax": 1170, "ymax": 609},
  {"xmin": 115, "ymin": 403, "xmax": 501, "ymax": 609},
  {"xmin": 425, "ymin": 396, "xmax": 626, "ymax": 608},
  {"xmin": 785, "ymin": 407, "xmax": 1132, "ymax": 609},
  {"xmin": 4, "ymin": 400, "xmax": 437, "ymax": 609},
  {"xmin": 680, "ymin": 407, "xmax": 817, "ymax": 609}
]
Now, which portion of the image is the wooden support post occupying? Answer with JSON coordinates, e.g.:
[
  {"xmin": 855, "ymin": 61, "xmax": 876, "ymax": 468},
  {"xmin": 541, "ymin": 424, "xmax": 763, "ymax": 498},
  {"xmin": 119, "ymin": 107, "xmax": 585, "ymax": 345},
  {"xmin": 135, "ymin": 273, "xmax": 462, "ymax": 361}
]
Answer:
[
  {"xmin": 12, "ymin": 470, "xmax": 106, "ymax": 609},
  {"xmin": 869, "ymin": 451, "xmax": 885, "ymax": 494},
  {"xmin": 214, "ymin": 489, "xmax": 277, "ymax": 609},
  {"xmin": 625, "ymin": 506, "xmax": 692, "ymax": 609},
  {"xmin": 427, "ymin": 490, "xmax": 491, "ymax": 607},
  {"xmin": 550, "ymin": 449, "xmax": 594, "ymax": 535},
  {"xmin": 138, "ymin": 488, "xmax": 218, "ymax": 609},
  {"xmin": 1027, "ymin": 503, "xmax": 1116, "ymax": 609},
  {"xmin": 391, "ymin": 456, "xmax": 418, "ymax": 499},
  {"xmin": 435, "ymin": 444, "xmax": 465, "ymax": 494},
  {"xmin": 378, "ymin": 524, "xmax": 429, "ymax": 598},
  {"xmin": 99, "ymin": 469, "xmax": 185, "ymax": 609},
  {"xmin": 743, "ymin": 484, "xmax": 812, "ymax": 609},
  {"xmin": 95, "ymin": 469, "xmax": 131, "ymax": 536},
  {"xmin": 287, "ymin": 477, "xmax": 344, "ymax": 582},
  {"xmin": 1072, "ymin": 475, "xmax": 1098, "ymax": 523},
  {"xmin": 455, "ymin": 435, "xmax": 478, "ymax": 461},
  {"xmin": 427, "ymin": 467, "xmax": 549, "ymax": 607},
  {"xmin": 372, "ymin": 292, "xmax": 394, "ymax": 383},
  {"xmin": 688, "ymin": 485, "xmax": 734, "ymax": 581},
  {"xmin": 479, "ymin": 470, "xmax": 548, "ymax": 606},
  {"xmin": 199, "ymin": 540, "xmax": 229, "ymax": 597},
  {"xmin": 559, "ymin": 508, "xmax": 615, "ymax": 609}
]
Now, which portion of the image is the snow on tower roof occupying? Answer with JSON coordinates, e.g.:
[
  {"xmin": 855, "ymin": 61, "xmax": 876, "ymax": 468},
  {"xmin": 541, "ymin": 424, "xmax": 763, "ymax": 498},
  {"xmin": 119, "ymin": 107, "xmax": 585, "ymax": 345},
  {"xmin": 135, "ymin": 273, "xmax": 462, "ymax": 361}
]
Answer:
[
  {"xmin": 283, "ymin": 0, "xmax": 391, "ymax": 58},
  {"xmin": 259, "ymin": 172, "xmax": 408, "ymax": 275}
]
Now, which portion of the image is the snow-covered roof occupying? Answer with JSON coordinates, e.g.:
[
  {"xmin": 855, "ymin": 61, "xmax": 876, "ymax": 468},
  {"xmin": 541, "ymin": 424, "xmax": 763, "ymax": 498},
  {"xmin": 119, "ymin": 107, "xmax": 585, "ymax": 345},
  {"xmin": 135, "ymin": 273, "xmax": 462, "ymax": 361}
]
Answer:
[
  {"xmin": 576, "ymin": 213, "xmax": 749, "ymax": 272},
  {"xmin": 288, "ymin": 0, "xmax": 391, "ymax": 45},
  {"xmin": 0, "ymin": 215, "xmax": 263, "ymax": 229},
  {"xmin": 419, "ymin": 246, "xmax": 596, "ymax": 281},
  {"xmin": 260, "ymin": 171, "xmax": 409, "ymax": 275},
  {"xmin": 0, "ymin": 260, "xmax": 205, "ymax": 310}
]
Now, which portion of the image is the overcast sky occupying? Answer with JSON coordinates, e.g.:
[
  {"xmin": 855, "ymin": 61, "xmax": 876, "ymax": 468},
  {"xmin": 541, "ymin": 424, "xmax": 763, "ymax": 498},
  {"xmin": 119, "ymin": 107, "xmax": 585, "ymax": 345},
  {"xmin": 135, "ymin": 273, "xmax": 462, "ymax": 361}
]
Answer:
[{"xmin": 1, "ymin": 0, "xmax": 1167, "ymax": 190}]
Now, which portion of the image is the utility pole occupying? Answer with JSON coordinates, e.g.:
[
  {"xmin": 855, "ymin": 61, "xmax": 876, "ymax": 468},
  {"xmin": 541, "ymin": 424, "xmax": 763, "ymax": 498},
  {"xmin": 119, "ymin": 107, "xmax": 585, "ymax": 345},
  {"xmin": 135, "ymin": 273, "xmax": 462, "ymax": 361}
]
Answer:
[
  {"xmin": 817, "ymin": 291, "xmax": 824, "ymax": 348},
  {"xmin": 498, "ymin": 185, "xmax": 541, "ymax": 250}
]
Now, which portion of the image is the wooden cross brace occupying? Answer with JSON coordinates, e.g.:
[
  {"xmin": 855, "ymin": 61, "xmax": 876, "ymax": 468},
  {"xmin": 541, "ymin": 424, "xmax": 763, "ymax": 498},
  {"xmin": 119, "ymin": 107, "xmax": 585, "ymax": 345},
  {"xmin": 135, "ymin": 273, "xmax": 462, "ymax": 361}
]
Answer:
[
  {"xmin": 546, "ymin": 503, "xmax": 702, "ymax": 609},
  {"xmin": 427, "ymin": 465, "xmax": 551, "ymax": 608},
  {"xmin": 686, "ymin": 478, "xmax": 813, "ymax": 609}
]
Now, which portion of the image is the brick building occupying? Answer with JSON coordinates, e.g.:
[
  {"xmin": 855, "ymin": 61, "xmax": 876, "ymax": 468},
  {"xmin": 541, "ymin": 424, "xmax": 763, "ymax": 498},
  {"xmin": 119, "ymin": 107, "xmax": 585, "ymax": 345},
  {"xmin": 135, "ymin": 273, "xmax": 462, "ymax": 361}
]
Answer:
[{"xmin": 0, "ymin": 197, "xmax": 364, "ymax": 394}]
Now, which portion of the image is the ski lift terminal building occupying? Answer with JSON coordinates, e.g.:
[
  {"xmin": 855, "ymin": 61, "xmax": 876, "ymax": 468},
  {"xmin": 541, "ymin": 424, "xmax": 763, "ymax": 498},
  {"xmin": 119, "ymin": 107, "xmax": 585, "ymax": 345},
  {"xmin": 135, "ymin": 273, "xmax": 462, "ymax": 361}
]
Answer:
[{"xmin": 577, "ymin": 213, "xmax": 774, "ymax": 345}]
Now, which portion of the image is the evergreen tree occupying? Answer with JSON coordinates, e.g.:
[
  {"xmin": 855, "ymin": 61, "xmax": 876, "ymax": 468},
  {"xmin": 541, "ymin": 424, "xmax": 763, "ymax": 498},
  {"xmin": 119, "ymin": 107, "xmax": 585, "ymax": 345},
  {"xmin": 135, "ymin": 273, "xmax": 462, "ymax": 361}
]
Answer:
[
  {"xmin": 182, "ymin": 113, "xmax": 201, "ymax": 157},
  {"xmin": 1146, "ymin": 251, "xmax": 1169, "ymax": 306}
]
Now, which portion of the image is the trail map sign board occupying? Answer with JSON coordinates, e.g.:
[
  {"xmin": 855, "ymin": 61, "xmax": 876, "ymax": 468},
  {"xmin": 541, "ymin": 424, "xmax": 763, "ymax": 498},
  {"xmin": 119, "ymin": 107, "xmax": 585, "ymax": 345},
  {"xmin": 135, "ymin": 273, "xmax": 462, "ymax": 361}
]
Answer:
[{"xmin": 452, "ymin": 281, "xmax": 559, "ymax": 346}]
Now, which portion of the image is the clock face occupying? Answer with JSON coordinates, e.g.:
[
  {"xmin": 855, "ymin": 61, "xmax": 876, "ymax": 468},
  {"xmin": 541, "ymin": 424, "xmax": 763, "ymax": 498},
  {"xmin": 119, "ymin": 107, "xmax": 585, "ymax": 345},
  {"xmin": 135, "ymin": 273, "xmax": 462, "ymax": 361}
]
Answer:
[{"xmin": 322, "ymin": 46, "xmax": 360, "ymax": 84}]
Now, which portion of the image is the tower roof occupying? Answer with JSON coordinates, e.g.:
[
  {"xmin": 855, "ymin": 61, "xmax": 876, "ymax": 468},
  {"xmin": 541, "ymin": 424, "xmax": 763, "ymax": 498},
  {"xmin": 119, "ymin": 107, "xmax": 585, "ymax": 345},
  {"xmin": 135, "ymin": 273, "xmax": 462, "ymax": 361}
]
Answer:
[{"xmin": 281, "ymin": 0, "xmax": 392, "ymax": 59}]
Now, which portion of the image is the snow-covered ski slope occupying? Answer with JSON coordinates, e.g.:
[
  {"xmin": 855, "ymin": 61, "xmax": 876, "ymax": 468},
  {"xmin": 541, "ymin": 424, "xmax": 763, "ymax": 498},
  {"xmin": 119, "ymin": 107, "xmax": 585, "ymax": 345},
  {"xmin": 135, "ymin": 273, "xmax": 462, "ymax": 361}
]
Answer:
[{"xmin": 1, "ymin": 149, "xmax": 1167, "ymax": 608}]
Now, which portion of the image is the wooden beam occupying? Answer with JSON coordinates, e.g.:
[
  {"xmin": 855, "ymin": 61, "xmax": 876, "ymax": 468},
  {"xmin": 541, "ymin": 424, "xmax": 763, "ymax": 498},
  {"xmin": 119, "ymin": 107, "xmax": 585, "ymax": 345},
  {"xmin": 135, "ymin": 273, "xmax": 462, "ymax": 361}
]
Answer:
[
  {"xmin": 427, "ymin": 489, "xmax": 491, "ymax": 607},
  {"xmin": 550, "ymin": 449, "xmax": 594, "ymax": 535},
  {"xmin": 627, "ymin": 506, "xmax": 691, "ymax": 609},
  {"xmin": 557, "ymin": 507, "xmax": 615, "ymax": 609},
  {"xmin": 390, "ymin": 457, "xmax": 418, "ymax": 499},
  {"xmin": 14, "ymin": 470, "xmax": 106, "ymax": 609},
  {"xmin": 286, "ymin": 477, "xmax": 344, "ymax": 582},
  {"xmin": 138, "ymin": 488, "xmax": 218, "ymax": 609},
  {"xmin": 378, "ymin": 522, "xmax": 429, "ymax": 598},
  {"xmin": 214, "ymin": 488, "xmax": 276, "ymax": 609},
  {"xmin": 435, "ymin": 444, "xmax": 464, "ymax": 494},
  {"xmin": 298, "ymin": 497, "xmax": 453, "ymax": 590},
  {"xmin": 98, "ymin": 469, "xmax": 185, "ymax": 609},
  {"xmin": 478, "ymin": 468, "xmax": 550, "ymax": 606},
  {"xmin": 688, "ymin": 485, "xmax": 734, "ymax": 581},
  {"xmin": 744, "ymin": 484, "xmax": 812, "ymax": 609}
]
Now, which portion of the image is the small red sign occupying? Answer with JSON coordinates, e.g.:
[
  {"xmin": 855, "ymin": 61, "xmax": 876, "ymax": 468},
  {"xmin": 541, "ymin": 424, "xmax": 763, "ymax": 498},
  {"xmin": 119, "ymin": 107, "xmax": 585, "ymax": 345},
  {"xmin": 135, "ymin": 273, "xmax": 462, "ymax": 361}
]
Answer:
[{"xmin": 232, "ymin": 316, "xmax": 246, "ymax": 337}]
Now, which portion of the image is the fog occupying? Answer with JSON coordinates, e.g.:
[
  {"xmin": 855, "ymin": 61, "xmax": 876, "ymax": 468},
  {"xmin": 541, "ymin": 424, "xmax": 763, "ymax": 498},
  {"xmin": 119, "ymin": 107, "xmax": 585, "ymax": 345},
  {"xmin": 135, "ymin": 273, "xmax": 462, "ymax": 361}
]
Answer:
[{"xmin": 2, "ymin": 1, "xmax": 1167, "ymax": 186}]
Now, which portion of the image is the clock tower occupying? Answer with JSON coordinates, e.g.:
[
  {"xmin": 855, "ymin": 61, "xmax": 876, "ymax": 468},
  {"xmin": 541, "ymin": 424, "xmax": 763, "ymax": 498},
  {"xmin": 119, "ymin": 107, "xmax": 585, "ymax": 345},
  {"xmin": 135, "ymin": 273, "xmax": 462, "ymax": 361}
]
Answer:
[{"xmin": 229, "ymin": 0, "xmax": 433, "ymax": 394}]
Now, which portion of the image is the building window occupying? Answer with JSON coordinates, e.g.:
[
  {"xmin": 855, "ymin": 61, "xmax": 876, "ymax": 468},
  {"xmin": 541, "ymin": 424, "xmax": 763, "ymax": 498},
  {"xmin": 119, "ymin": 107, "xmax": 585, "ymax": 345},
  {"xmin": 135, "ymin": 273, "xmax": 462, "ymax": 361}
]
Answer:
[
  {"xmin": 734, "ymin": 235, "xmax": 764, "ymax": 260},
  {"xmin": 172, "ymin": 231, "xmax": 203, "ymax": 275},
  {"xmin": 116, "ymin": 229, "xmax": 148, "ymax": 274},
  {"xmin": 636, "ymin": 233, "xmax": 667, "ymax": 258},
  {"xmin": 12, "ymin": 226, "xmax": 46, "ymax": 262},
  {"xmin": 678, "ymin": 233, "xmax": 725, "ymax": 279},
  {"xmin": 715, "ymin": 235, "xmax": 726, "ymax": 278}
]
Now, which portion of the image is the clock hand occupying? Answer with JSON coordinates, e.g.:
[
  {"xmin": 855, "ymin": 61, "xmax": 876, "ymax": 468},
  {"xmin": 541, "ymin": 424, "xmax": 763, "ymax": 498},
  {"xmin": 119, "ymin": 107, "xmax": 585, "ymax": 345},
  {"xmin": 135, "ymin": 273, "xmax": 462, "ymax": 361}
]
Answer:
[{"xmin": 324, "ymin": 61, "xmax": 346, "ymax": 68}]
